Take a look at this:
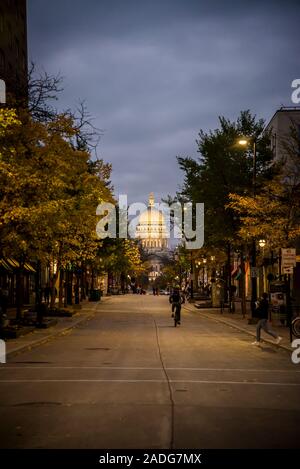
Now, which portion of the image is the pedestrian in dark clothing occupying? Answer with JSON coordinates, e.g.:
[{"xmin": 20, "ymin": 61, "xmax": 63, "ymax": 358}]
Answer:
[
  {"xmin": 252, "ymin": 293, "xmax": 282, "ymax": 345},
  {"xmin": 169, "ymin": 287, "xmax": 185, "ymax": 324},
  {"xmin": 44, "ymin": 284, "xmax": 51, "ymax": 304}
]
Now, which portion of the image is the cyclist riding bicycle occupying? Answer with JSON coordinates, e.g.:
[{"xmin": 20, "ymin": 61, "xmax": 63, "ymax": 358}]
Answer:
[{"xmin": 169, "ymin": 286, "xmax": 185, "ymax": 325}]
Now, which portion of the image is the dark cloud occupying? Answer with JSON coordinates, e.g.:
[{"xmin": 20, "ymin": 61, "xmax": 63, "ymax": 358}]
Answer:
[{"xmin": 28, "ymin": 0, "xmax": 300, "ymax": 204}]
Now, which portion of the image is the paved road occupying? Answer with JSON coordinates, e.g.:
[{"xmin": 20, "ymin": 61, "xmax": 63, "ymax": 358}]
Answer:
[{"xmin": 0, "ymin": 295, "xmax": 299, "ymax": 449}]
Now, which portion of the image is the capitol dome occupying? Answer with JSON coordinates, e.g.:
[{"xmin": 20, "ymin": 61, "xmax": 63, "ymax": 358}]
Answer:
[{"xmin": 136, "ymin": 193, "xmax": 168, "ymax": 251}]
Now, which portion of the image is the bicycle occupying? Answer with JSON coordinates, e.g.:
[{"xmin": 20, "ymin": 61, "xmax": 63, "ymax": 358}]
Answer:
[{"xmin": 172, "ymin": 301, "xmax": 181, "ymax": 327}]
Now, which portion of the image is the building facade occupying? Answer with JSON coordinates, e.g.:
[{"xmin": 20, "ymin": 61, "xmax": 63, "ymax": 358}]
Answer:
[
  {"xmin": 136, "ymin": 193, "xmax": 170, "ymax": 283},
  {"xmin": 265, "ymin": 107, "xmax": 300, "ymax": 163},
  {"xmin": 0, "ymin": 0, "xmax": 28, "ymax": 104}
]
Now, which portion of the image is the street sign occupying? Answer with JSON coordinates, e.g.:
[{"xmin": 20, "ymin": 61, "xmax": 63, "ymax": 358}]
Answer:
[
  {"xmin": 270, "ymin": 282, "xmax": 286, "ymax": 293},
  {"xmin": 283, "ymin": 266, "xmax": 294, "ymax": 274},
  {"xmin": 281, "ymin": 248, "xmax": 296, "ymax": 267},
  {"xmin": 250, "ymin": 267, "xmax": 259, "ymax": 278}
]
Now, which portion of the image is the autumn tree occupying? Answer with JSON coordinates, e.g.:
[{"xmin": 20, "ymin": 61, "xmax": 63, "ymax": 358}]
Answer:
[
  {"xmin": 175, "ymin": 111, "xmax": 274, "ymax": 303},
  {"xmin": 177, "ymin": 110, "xmax": 273, "ymax": 248},
  {"xmin": 229, "ymin": 127, "xmax": 300, "ymax": 250},
  {"xmin": 0, "ymin": 108, "xmax": 113, "ymax": 315}
]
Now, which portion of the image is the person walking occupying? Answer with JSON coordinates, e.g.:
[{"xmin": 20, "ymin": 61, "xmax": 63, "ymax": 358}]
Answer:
[
  {"xmin": 252, "ymin": 292, "xmax": 282, "ymax": 346},
  {"xmin": 44, "ymin": 284, "xmax": 51, "ymax": 305}
]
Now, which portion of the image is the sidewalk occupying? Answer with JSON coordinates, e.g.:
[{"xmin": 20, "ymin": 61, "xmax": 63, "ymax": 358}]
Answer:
[
  {"xmin": 4, "ymin": 297, "xmax": 111, "ymax": 359},
  {"xmin": 183, "ymin": 303, "xmax": 293, "ymax": 352}
]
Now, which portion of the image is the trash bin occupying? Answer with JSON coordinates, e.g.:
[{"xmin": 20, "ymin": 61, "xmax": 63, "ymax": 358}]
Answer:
[{"xmin": 89, "ymin": 289, "xmax": 101, "ymax": 302}]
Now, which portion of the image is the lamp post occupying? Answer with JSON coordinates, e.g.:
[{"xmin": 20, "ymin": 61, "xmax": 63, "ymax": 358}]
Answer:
[
  {"xmin": 174, "ymin": 250, "xmax": 182, "ymax": 288},
  {"xmin": 190, "ymin": 251, "xmax": 194, "ymax": 300},
  {"xmin": 238, "ymin": 137, "xmax": 257, "ymax": 317},
  {"xmin": 203, "ymin": 257, "xmax": 207, "ymax": 285}
]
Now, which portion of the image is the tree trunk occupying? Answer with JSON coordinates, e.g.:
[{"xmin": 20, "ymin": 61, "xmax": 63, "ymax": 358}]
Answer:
[
  {"xmin": 58, "ymin": 268, "xmax": 64, "ymax": 308},
  {"xmin": 240, "ymin": 247, "xmax": 246, "ymax": 318},
  {"xmin": 50, "ymin": 260, "xmax": 60, "ymax": 309},
  {"xmin": 16, "ymin": 266, "xmax": 24, "ymax": 321},
  {"xmin": 35, "ymin": 260, "xmax": 42, "ymax": 309},
  {"xmin": 227, "ymin": 243, "xmax": 232, "ymax": 312},
  {"xmin": 81, "ymin": 264, "xmax": 86, "ymax": 301},
  {"xmin": 66, "ymin": 270, "xmax": 73, "ymax": 305}
]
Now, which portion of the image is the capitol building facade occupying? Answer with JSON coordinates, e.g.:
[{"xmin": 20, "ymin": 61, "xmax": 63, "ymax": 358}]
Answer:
[{"xmin": 136, "ymin": 193, "xmax": 170, "ymax": 282}]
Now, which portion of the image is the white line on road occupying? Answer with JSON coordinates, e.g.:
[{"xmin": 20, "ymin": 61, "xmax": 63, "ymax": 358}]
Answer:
[
  {"xmin": 0, "ymin": 379, "xmax": 300, "ymax": 386},
  {"xmin": 1, "ymin": 366, "xmax": 299, "ymax": 373}
]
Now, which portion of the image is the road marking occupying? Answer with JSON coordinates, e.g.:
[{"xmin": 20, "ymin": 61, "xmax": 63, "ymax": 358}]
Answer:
[
  {"xmin": 1, "ymin": 366, "xmax": 299, "ymax": 373},
  {"xmin": 0, "ymin": 379, "xmax": 299, "ymax": 386}
]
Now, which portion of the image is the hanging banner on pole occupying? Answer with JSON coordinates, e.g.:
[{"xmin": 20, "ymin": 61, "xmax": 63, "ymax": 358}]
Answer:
[{"xmin": 281, "ymin": 248, "xmax": 296, "ymax": 268}]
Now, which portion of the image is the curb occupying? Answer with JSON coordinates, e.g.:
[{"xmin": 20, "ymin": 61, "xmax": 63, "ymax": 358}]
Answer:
[
  {"xmin": 183, "ymin": 304, "xmax": 292, "ymax": 353},
  {"xmin": 6, "ymin": 297, "xmax": 111, "ymax": 359}
]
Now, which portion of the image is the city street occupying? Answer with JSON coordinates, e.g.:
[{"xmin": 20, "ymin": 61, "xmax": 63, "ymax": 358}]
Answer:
[{"xmin": 0, "ymin": 295, "xmax": 299, "ymax": 449}]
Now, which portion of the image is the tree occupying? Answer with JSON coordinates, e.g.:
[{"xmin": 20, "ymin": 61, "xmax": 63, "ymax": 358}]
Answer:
[
  {"xmin": 102, "ymin": 239, "xmax": 144, "ymax": 276},
  {"xmin": 176, "ymin": 110, "xmax": 274, "ymax": 306},
  {"xmin": 177, "ymin": 110, "xmax": 273, "ymax": 249},
  {"xmin": 228, "ymin": 128, "xmax": 300, "ymax": 250},
  {"xmin": 0, "ymin": 108, "xmax": 113, "ymax": 315}
]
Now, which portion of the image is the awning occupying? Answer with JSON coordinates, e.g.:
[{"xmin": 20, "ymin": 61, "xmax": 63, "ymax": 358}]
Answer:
[
  {"xmin": 6, "ymin": 258, "xmax": 20, "ymax": 268},
  {"xmin": 24, "ymin": 262, "xmax": 36, "ymax": 273},
  {"xmin": 0, "ymin": 258, "xmax": 36, "ymax": 273},
  {"xmin": 0, "ymin": 259, "xmax": 13, "ymax": 272}
]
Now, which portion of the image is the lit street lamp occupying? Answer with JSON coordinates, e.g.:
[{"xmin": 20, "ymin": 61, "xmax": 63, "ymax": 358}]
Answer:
[
  {"xmin": 259, "ymin": 239, "xmax": 266, "ymax": 248},
  {"xmin": 238, "ymin": 136, "xmax": 257, "ymax": 317}
]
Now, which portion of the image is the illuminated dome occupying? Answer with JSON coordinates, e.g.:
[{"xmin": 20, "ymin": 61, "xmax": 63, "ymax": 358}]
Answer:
[{"xmin": 136, "ymin": 193, "xmax": 168, "ymax": 251}]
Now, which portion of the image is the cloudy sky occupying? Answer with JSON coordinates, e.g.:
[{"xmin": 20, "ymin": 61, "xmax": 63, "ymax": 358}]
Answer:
[{"xmin": 28, "ymin": 0, "xmax": 300, "ymax": 205}]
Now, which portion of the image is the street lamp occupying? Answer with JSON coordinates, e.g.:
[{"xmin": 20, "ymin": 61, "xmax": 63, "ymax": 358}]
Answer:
[
  {"xmin": 174, "ymin": 250, "xmax": 182, "ymax": 288},
  {"xmin": 259, "ymin": 239, "xmax": 266, "ymax": 248},
  {"xmin": 190, "ymin": 251, "xmax": 194, "ymax": 299},
  {"xmin": 237, "ymin": 137, "xmax": 257, "ymax": 194},
  {"xmin": 238, "ymin": 136, "xmax": 257, "ymax": 317}
]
